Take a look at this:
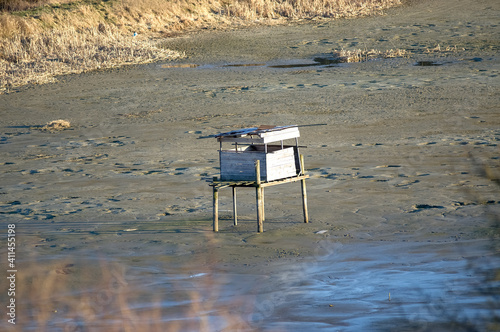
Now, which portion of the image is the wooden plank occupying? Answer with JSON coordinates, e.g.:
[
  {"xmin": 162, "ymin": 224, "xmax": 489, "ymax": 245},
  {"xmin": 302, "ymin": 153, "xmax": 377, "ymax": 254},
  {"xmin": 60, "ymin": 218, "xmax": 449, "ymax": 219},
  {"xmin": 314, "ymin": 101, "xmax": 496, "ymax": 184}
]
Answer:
[
  {"xmin": 266, "ymin": 169, "xmax": 296, "ymax": 182},
  {"xmin": 260, "ymin": 174, "xmax": 308, "ymax": 187},
  {"xmin": 218, "ymin": 137, "xmax": 265, "ymax": 144},
  {"xmin": 220, "ymin": 151, "xmax": 266, "ymax": 161},
  {"xmin": 218, "ymin": 127, "xmax": 300, "ymax": 144},
  {"xmin": 266, "ymin": 168, "xmax": 296, "ymax": 181},
  {"xmin": 220, "ymin": 147, "xmax": 299, "ymax": 182},
  {"xmin": 211, "ymin": 175, "xmax": 308, "ymax": 187},
  {"xmin": 265, "ymin": 147, "xmax": 297, "ymax": 181},
  {"xmin": 220, "ymin": 158, "xmax": 267, "ymax": 169},
  {"xmin": 220, "ymin": 150, "xmax": 266, "ymax": 158},
  {"xmin": 215, "ymin": 127, "xmax": 259, "ymax": 138},
  {"xmin": 262, "ymin": 130, "xmax": 300, "ymax": 144},
  {"xmin": 210, "ymin": 180, "xmax": 256, "ymax": 188},
  {"xmin": 220, "ymin": 150, "xmax": 266, "ymax": 181},
  {"xmin": 260, "ymin": 126, "xmax": 299, "ymax": 138},
  {"xmin": 221, "ymin": 171, "xmax": 264, "ymax": 182}
]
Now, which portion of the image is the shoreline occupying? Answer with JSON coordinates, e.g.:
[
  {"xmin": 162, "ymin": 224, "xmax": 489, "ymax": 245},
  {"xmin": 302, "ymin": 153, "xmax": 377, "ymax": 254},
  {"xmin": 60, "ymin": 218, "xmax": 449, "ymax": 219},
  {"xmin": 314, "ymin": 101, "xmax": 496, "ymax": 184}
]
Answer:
[{"xmin": 0, "ymin": 0, "xmax": 404, "ymax": 94}]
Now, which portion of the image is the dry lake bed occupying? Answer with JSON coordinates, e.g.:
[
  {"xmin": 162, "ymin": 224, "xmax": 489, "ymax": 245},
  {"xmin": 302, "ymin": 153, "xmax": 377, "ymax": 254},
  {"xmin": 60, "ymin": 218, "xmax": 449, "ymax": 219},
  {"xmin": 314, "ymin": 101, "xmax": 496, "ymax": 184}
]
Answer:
[{"xmin": 1, "ymin": 0, "xmax": 499, "ymax": 330}]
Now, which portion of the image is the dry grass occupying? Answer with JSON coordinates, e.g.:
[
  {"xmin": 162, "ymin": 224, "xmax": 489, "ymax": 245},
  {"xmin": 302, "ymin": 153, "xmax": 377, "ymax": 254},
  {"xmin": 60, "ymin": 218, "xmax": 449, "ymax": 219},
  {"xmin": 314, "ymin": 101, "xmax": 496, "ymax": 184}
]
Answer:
[
  {"xmin": 41, "ymin": 119, "xmax": 71, "ymax": 131},
  {"xmin": 222, "ymin": 0, "xmax": 402, "ymax": 20},
  {"xmin": 0, "ymin": 25, "xmax": 183, "ymax": 91},
  {"xmin": 0, "ymin": 0, "xmax": 75, "ymax": 12},
  {"xmin": 333, "ymin": 47, "xmax": 409, "ymax": 62},
  {"xmin": 425, "ymin": 44, "xmax": 465, "ymax": 53},
  {"xmin": 0, "ymin": 0, "xmax": 404, "ymax": 93}
]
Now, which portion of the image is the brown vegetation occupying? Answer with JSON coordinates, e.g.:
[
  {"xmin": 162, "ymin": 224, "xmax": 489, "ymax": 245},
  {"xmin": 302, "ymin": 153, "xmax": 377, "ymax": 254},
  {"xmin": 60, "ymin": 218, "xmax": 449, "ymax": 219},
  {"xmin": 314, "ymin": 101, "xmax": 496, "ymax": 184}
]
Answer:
[
  {"xmin": 333, "ymin": 48, "xmax": 409, "ymax": 62},
  {"xmin": 41, "ymin": 119, "xmax": 71, "ymax": 131},
  {"xmin": 0, "ymin": 0, "xmax": 403, "ymax": 93},
  {"xmin": 0, "ymin": 25, "xmax": 183, "ymax": 90},
  {"xmin": 0, "ymin": 0, "xmax": 74, "ymax": 12}
]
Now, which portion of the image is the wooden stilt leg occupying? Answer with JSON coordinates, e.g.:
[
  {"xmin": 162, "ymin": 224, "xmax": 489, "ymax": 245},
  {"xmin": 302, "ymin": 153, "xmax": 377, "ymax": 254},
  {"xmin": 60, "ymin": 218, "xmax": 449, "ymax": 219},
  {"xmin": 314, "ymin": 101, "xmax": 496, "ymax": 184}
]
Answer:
[
  {"xmin": 256, "ymin": 185, "xmax": 263, "ymax": 232},
  {"xmin": 261, "ymin": 187, "xmax": 265, "ymax": 222},
  {"xmin": 232, "ymin": 186, "xmax": 238, "ymax": 226},
  {"xmin": 301, "ymin": 178, "xmax": 309, "ymax": 223},
  {"xmin": 300, "ymin": 154, "xmax": 309, "ymax": 223},
  {"xmin": 255, "ymin": 160, "xmax": 264, "ymax": 232},
  {"xmin": 213, "ymin": 187, "xmax": 219, "ymax": 232},
  {"xmin": 211, "ymin": 155, "xmax": 308, "ymax": 232}
]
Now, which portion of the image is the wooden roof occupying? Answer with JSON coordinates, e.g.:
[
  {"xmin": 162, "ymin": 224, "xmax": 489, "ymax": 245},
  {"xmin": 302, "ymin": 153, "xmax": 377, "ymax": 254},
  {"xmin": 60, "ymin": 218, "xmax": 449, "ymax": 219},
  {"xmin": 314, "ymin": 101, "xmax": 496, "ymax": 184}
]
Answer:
[{"xmin": 216, "ymin": 125, "xmax": 300, "ymax": 144}]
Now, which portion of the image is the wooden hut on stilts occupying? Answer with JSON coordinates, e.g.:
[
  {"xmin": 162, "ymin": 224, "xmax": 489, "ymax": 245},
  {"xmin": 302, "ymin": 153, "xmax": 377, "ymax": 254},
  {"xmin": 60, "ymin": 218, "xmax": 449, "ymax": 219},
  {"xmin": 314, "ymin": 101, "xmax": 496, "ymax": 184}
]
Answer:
[{"xmin": 209, "ymin": 125, "xmax": 309, "ymax": 232}]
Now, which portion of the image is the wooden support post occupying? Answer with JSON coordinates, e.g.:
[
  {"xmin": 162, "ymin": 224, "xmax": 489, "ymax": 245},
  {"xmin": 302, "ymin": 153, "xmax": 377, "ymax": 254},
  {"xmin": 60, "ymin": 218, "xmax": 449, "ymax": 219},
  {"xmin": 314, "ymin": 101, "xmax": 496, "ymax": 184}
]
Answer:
[
  {"xmin": 295, "ymin": 137, "xmax": 301, "ymax": 172},
  {"xmin": 232, "ymin": 186, "xmax": 238, "ymax": 226},
  {"xmin": 255, "ymin": 160, "xmax": 264, "ymax": 232},
  {"xmin": 257, "ymin": 187, "xmax": 264, "ymax": 232},
  {"xmin": 213, "ymin": 186, "xmax": 219, "ymax": 232},
  {"xmin": 219, "ymin": 141, "xmax": 222, "ymax": 171},
  {"xmin": 300, "ymin": 154, "xmax": 309, "ymax": 223},
  {"xmin": 261, "ymin": 187, "xmax": 265, "ymax": 222}
]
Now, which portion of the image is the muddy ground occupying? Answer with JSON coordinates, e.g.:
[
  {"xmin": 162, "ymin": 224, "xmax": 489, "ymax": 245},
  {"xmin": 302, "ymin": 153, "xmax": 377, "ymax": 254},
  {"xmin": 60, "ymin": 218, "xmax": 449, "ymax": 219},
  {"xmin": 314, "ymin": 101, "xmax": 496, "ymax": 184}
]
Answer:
[{"xmin": 0, "ymin": 0, "xmax": 499, "ymax": 330}]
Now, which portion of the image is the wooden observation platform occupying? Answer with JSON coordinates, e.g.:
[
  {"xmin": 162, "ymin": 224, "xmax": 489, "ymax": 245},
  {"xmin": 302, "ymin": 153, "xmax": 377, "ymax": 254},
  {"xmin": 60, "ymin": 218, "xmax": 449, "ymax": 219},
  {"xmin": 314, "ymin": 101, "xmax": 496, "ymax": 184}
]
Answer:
[{"xmin": 209, "ymin": 125, "xmax": 309, "ymax": 232}]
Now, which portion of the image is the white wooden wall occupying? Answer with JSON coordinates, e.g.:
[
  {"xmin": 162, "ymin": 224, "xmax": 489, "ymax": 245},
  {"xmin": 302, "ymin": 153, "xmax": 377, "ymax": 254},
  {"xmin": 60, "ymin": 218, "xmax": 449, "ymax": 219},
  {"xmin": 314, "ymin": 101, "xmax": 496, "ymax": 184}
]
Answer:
[{"xmin": 220, "ymin": 147, "xmax": 296, "ymax": 181}]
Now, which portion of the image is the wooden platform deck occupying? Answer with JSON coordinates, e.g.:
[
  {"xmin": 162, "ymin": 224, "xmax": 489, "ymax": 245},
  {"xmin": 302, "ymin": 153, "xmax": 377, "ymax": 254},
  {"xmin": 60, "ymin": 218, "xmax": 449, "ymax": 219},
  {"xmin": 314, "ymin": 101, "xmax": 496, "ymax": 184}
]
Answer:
[
  {"xmin": 209, "ymin": 174, "xmax": 309, "ymax": 189},
  {"xmin": 209, "ymin": 157, "xmax": 309, "ymax": 232}
]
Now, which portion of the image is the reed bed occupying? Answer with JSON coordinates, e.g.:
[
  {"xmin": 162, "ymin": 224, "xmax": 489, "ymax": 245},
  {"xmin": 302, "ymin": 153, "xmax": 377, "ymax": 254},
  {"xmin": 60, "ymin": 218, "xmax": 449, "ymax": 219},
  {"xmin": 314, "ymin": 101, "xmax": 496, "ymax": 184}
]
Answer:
[
  {"xmin": 0, "ymin": 25, "xmax": 182, "ymax": 91},
  {"xmin": 222, "ymin": 0, "xmax": 402, "ymax": 20},
  {"xmin": 0, "ymin": 0, "xmax": 403, "ymax": 92},
  {"xmin": 0, "ymin": 0, "xmax": 75, "ymax": 12}
]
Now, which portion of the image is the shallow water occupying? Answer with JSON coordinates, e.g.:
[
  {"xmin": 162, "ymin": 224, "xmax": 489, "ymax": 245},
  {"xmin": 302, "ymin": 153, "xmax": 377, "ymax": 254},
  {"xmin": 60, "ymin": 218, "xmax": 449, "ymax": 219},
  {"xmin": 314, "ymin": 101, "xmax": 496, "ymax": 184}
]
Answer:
[
  {"xmin": 259, "ymin": 242, "xmax": 496, "ymax": 331},
  {"xmin": 11, "ymin": 241, "xmax": 497, "ymax": 331}
]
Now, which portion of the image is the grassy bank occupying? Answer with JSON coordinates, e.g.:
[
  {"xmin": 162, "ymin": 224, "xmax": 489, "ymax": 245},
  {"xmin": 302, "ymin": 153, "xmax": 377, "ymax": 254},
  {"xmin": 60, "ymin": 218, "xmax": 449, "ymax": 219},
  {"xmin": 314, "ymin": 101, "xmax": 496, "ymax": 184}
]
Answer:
[{"xmin": 0, "ymin": 0, "xmax": 402, "ymax": 93}]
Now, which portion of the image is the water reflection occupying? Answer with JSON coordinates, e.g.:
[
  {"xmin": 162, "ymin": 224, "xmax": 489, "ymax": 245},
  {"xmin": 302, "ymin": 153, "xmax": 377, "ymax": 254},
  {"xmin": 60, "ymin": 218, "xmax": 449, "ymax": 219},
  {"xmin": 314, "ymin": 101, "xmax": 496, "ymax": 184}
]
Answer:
[
  {"xmin": 414, "ymin": 61, "xmax": 443, "ymax": 66},
  {"xmin": 265, "ymin": 57, "xmax": 347, "ymax": 68}
]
